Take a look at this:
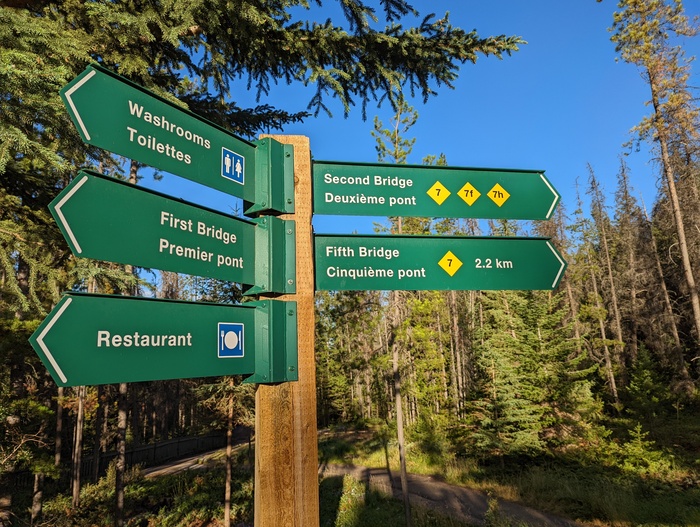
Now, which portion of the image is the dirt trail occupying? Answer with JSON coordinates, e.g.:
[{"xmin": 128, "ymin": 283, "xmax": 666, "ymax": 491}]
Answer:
[
  {"xmin": 147, "ymin": 450, "xmax": 585, "ymax": 527},
  {"xmin": 320, "ymin": 463, "xmax": 584, "ymax": 527}
]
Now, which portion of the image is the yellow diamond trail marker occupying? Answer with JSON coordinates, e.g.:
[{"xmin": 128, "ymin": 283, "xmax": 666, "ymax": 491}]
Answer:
[
  {"xmin": 488, "ymin": 183, "xmax": 510, "ymax": 207},
  {"xmin": 459, "ymin": 182, "xmax": 481, "ymax": 206},
  {"xmin": 438, "ymin": 251, "xmax": 463, "ymax": 276},
  {"xmin": 427, "ymin": 181, "xmax": 450, "ymax": 205}
]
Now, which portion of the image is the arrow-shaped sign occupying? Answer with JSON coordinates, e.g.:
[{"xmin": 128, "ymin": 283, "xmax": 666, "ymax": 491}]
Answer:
[
  {"xmin": 60, "ymin": 65, "xmax": 293, "ymax": 214},
  {"xmin": 315, "ymin": 234, "xmax": 567, "ymax": 291},
  {"xmin": 29, "ymin": 293, "xmax": 298, "ymax": 387},
  {"xmin": 313, "ymin": 160, "xmax": 560, "ymax": 220},
  {"xmin": 50, "ymin": 170, "xmax": 295, "ymax": 294}
]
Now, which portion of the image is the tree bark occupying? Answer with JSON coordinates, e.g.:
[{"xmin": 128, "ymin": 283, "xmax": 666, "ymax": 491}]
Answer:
[
  {"xmin": 30, "ymin": 473, "xmax": 44, "ymax": 526},
  {"xmin": 55, "ymin": 386, "xmax": 64, "ymax": 468},
  {"xmin": 590, "ymin": 264, "xmax": 620, "ymax": 406},
  {"xmin": 643, "ymin": 205, "xmax": 688, "ymax": 379},
  {"xmin": 71, "ymin": 385, "xmax": 86, "ymax": 509},
  {"xmin": 589, "ymin": 168, "xmax": 625, "ymax": 368},
  {"xmin": 598, "ymin": 207, "xmax": 625, "ymax": 362},
  {"xmin": 224, "ymin": 378, "xmax": 234, "ymax": 526},
  {"xmin": 565, "ymin": 280, "xmax": 583, "ymax": 355},
  {"xmin": 650, "ymin": 74, "xmax": 700, "ymax": 364},
  {"xmin": 389, "ymin": 294, "xmax": 412, "ymax": 527},
  {"xmin": 115, "ymin": 382, "xmax": 128, "ymax": 527},
  {"xmin": 449, "ymin": 291, "xmax": 465, "ymax": 416},
  {"xmin": 93, "ymin": 385, "xmax": 104, "ymax": 482}
]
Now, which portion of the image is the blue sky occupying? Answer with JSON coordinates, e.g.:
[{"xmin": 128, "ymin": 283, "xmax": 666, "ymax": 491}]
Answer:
[{"xmin": 140, "ymin": 1, "xmax": 700, "ymax": 235}]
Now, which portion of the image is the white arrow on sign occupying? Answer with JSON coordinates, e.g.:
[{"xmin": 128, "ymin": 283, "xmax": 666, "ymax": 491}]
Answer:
[
  {"xmin": 540, "ymin": 174, "xmax": 560, "ymax": 220},
  {"xmin": 546, "ymin": 240, "xmax": 567, "ymax": 288},
  {"xmin": 62, "ymin": 69, "xmax": 97, "ymax": 141},
  {"xmin": 53, "ymin": 174, "xmax": 89, "ymax": 254},
  {"xmin": 34, "ymin": 297, "xmax": 72, "ymax": 384}
]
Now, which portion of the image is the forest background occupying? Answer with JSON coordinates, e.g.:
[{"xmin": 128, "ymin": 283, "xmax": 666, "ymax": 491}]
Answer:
[{"xmin": 1, "ymin": 0, "xmax": 700, "ymax": 526}]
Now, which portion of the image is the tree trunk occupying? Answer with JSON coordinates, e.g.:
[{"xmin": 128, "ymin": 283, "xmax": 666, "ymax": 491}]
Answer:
[
  {"xmin": 30, "ymin": 473, "xmax": 44, "ymax": 526},
  {"xmin": 643, "ymin": 206, "xmax": 689, "ymax": 380},
  {"xmin": 449, "ymin": 291, "xmax": 465, "ymax": 416},
  {"xmin": 93, "ymin": 385, "xmax": 104, "ymax": 482},
  {"xmin": 115, "ymin": 382, "xmax": 128, "ymax": 527},
  {"xmin": 597, "ymin": 201, "xmax": 625, "ymax": 363},
  {"xmin": 565, "ymin": 281, "xmax": 583, "ymax": 355},
  {"xmin": 55, "ymin": 386, "xmax": 64, "ymax": 468},
  {"xmin": 71, "ymin": 385, "xmax": 86, "ymax": 509},
  {"xmin": 589, "ymin": 167, "xmax": 625, "ymax": 368},
  {"xmin": 224, "ymin": 379, "xmax": 234, "ymax": 526},
  {"xmin": 130, "ymin": 388, "xmax": 141, "ymax": 447},
  {"xmin": 437, "ymin": 313, "xmax": 449, "ymax": 408},
  {"xmin": 389, "ymin": 299, "xmax": 412, "ymax": 527},
  {"xmin": 627, "ymin": 238, "xmax": 639, "ymax": 364},
  {"xmin": 590, "ymin": 264, "xmax": 620, "ymax": 406},
  {"xmin": 650, "ymin": 77, "xmax": 700, "ymax": 363}
]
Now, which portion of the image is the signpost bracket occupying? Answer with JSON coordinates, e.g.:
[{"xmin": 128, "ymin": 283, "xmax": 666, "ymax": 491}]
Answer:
[
  {"xmin": 245, "ymin": 217, "xmax": 296, "ymax": 295},
  {"xmin": 245, "ymin": 138, "xmax": 295, "ymax": 216},
  {"xmin": 244, "ymin": 300, "xmax": 298, "ymax": 384}
]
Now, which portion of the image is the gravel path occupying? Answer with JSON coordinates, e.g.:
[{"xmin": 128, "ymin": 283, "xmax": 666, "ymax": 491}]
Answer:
[
  {"xmin": 144, "ymin": 446, "xmax": 586, "ymax": 527},
  {"xmin": 319, "ymin": 463, "xmax": 585, "ymax": 527}
]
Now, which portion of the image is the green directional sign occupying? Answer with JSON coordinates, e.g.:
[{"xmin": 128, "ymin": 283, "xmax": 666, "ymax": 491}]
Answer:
[
  {"xmin": 315, "ymin": 234, "xmax": 567, "ymax": 291},
  {"xmin": 29, "ymin": 293, "xmax": 298, "ymax": 387},
  {"xmin": 60, "ymin": 65, "xmax": 293, "ymax": 214},
  {"xmin": 313, "ymin": 161, "xmax": 560, "ymax": 220},
  {"xmin": 50, "ymin": 170, "xmax": 295, "ymax": 294}
]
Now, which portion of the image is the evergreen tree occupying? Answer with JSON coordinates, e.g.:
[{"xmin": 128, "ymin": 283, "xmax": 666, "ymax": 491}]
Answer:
[
  {"xmin": 468, "ymin": 290, "xmax": 546, "ymax": 458},
  {"xmin": 611, "ymin": 0, "xmax": 700, "ymax": 369}
]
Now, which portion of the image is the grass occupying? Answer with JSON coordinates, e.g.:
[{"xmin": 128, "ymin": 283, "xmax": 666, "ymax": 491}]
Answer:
[
  {"xmin": 317, "ymin": 421, "xmax": 700, "ymax": 527},
  {"xmin": 320, "ymin": 473, "xmax": 475, "ymax": 527},
  {"xmin": 40, "ymin": 462, "xmax": 253, "ymax": 527},
  {"xmin": 28, "ymin": 413, "xmax": 700, "ymax": 526},
  {"xmin": 36, "ymin": 446, "xmax": 470, "ymax": 527}
]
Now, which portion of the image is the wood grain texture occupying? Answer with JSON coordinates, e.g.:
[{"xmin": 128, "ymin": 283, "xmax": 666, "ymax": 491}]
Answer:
[{"xmin": 255, "ymin": 135, "xmax": 319, "ymax": 527}]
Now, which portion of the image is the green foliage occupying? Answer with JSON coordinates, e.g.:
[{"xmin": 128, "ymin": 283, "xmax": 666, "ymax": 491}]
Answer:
[
  {"xmin": 5, "ymin": 1, "xmax": 700, "ymax": 525},
  {"xmin": 465, "ymin": 291, "xmax": 547, "ymax": 458},
  {"xmin": 320, "ymin": 473, "xmax": 473, "ymax": 527},
  {"xmin": 0, "ymin": 318, "xmax": 55, "ymax": 474},
  {"xmin": 321, "ymin": 423, "xmax": 700, "ymax": 526},
  {"xmin": 618, "ymin": 423, "xmax": 676, "ymax": 478},
  {"xmin": 42, "ymin": 461, "xmax": 254, "ymax": 526},
  {"xmin": 484, "ymin": 499, "xmax": 530, "ymax": 527},
  {"xmin": 410, "ymin": 412, "xmax": 451, "ymax": 465},
  {"xmin": 625, "ymin": 346, "xmax": 672, "ymax": 420},
  {"xmin": 372, "ymin": 95, "xmax": 417, "ymax": 164},
  {"xmin": 514, "ymin": 461, "xmax": 700, "ymax": 525}
]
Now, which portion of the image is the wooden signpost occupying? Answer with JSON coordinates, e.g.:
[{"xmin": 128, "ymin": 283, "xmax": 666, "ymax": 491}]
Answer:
[
  {"xmin": 31, "ymin": 65, "xmax": 567, "ymax": 527},
  {"xmin": 255, "ymin": 135, "xmax": 319, "ymax": 526}
]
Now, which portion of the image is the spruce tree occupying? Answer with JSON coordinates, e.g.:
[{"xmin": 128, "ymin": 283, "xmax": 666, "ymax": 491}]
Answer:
[{"xmin": 611, "ymin": 0, "xmax": 700, "ymax": 366}]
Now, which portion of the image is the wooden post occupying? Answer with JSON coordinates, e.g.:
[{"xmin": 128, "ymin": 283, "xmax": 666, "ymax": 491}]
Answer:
[{"xmin": 255, "ymin": 135, "xmax": 319, "ymax": 527}]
